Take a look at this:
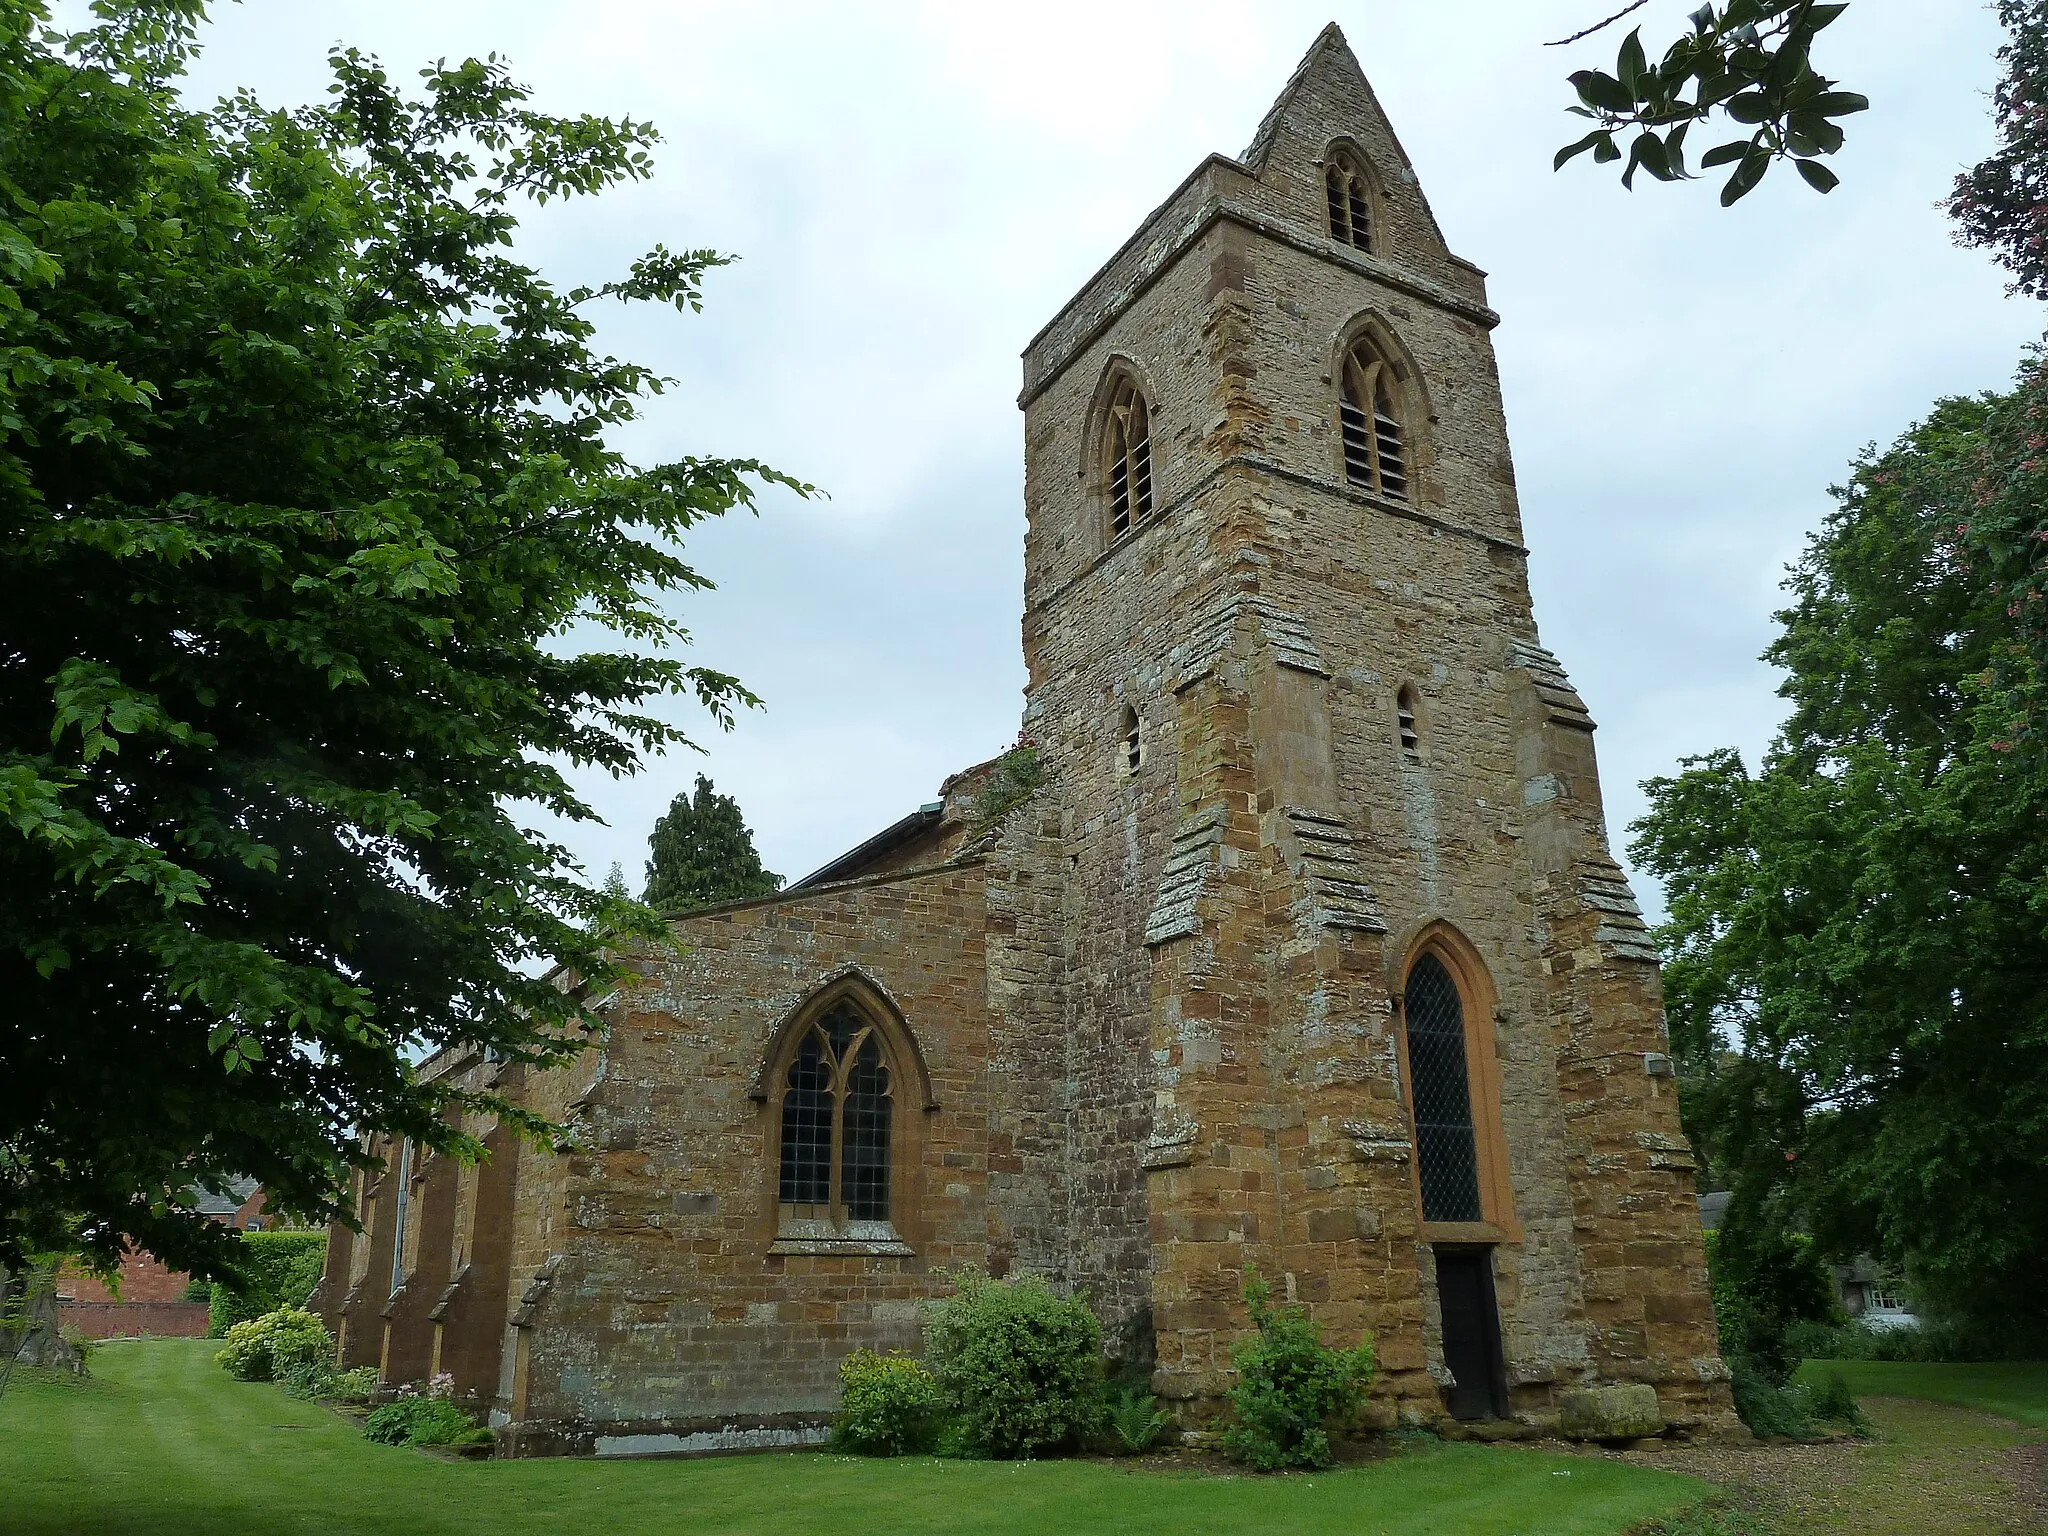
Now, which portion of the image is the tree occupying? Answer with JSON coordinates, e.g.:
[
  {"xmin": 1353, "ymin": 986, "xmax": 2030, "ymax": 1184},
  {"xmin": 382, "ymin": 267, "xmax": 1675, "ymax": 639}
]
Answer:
[
  {"xmin": 642, "ymin": 775, "xmax": 780, "ymax": 912},
  {"xmin": 1630, "ymin": 391, "xmax": 2048, "ymax": 1349},
  {"xmin": 1552, "ymin": 0, "xmax": 1867, "ymax": 203},
  {"xmin": 1951, "ymin": 0, "xmax": 2048, "ymax": 299},
  {"xmin": 0, "ymin": 1, "xmax": 802, "ymax": 1278}
]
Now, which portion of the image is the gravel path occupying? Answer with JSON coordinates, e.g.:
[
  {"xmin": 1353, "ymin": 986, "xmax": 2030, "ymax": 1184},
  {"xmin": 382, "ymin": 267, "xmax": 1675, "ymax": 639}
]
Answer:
[{"xmin": 1555, "ymin": 1395, "xmax": 2047, "ymax": 1535}]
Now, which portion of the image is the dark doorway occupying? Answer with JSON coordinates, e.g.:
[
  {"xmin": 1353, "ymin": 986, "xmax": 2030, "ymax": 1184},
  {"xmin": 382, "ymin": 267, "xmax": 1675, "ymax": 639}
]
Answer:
[{"xmin": 1434, "ymin": 1246, "xmax": 1509, "ymax": 1420}]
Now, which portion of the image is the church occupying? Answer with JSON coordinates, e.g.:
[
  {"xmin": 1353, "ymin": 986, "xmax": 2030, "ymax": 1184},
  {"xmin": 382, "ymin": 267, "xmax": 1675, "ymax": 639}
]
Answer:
[{"xmin": 314, "ymin": 24, "xmax": 1735, "ymax": 1456}]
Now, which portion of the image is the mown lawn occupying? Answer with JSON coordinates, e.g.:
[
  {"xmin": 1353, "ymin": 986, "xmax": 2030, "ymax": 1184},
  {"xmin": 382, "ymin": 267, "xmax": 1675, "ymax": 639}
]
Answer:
[
  {"xmin": 1792, "ymin": 1359, "xmax": 2048, "ymax": 1428},
  {"xmin": 0, "ymin": 1339, "xmax": 1707, "ymax": 1536}
]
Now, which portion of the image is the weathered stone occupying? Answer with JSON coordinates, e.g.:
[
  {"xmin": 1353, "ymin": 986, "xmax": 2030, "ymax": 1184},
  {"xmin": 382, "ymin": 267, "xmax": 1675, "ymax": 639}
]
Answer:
[
  {"xmin": 315, "ymin": 22, "xmax": 1736, "ymax": 1457},
  {"xmin": 1558, "ymin": 1383, "xmax": 1667, "ymax": 1442}
]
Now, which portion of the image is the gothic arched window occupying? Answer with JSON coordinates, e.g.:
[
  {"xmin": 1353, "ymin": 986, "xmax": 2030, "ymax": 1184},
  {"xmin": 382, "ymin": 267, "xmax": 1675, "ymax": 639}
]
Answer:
[
  {"xmin": 1104, "ymin": 376, "xmax": 1155, "ymax": 541},
  {"xmin": 1403, "ymin": 952, "xmax": 1482, "ymax": 1223},
  {"xmin": 778, "ymin": 1000, "xmax": 893, "ymax": 1223},
  {"xmin": 1339, "ymin": 338, "xmax": 1409, "ymax": 501},
  {"xmin": 1326, "ymin": 151, "xmax": 1372, "ymax": 251}
]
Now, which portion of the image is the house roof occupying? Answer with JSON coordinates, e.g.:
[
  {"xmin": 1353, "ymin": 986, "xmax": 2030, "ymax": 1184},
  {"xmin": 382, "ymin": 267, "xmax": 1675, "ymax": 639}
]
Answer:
[
  {"xmin": 192, "ymin": 1176, "xmax": 261, "ymax": 1217},
  {"xmin": 1696, "ymin": 1190, "xmax": 1730, "ymax": 1232}
]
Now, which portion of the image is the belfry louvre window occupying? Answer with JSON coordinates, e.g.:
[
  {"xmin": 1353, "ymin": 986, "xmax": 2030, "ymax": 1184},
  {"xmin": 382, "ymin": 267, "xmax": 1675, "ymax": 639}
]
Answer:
[
  {"xmin": 1120, "ymin": 705, "xmax": 1142, "ymax": 775},
  {"xmin": 1326, "ymin": 153, "xmax": 1372, "ymax": 251},
  {"xmin": 1396, "ymin": 685, "xmax": 1421, "ymax": 762},
  {"xmin": 778, "ymin": 1000, "xmax": 893, "ymax": 1222},
  {"xmin": 1340, "ymin": 342, "xmax": 1408, "ymax": 500},
  {"xmin": 1403, "ymin": 953, "xmax": 1482, "ymax": 1223},
  {"xmin": 1105, "ymin": 378, "xmax": 1155, "ymax": 540}
]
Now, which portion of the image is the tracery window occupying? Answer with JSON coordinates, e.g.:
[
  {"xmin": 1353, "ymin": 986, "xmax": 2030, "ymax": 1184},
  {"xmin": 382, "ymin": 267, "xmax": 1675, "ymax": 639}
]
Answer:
[
  {"xmin": 1340, "ymin": 338, "xmax": 1409, "ymax": 500},
  {"xmin": 1326, "ymin": 151, "xmax": 1372, "ymax": 251},
  {"xmin": 1402, "ymin": 953, "xmax": 1482, "ymax": 1223},
  {"xmin": 778, "ymin": 1000, "xmax": 893, "ymax": 1223},
  {"xmin": 1104, "ymin": 376, "xmax": 1155, "ymax": 541}
]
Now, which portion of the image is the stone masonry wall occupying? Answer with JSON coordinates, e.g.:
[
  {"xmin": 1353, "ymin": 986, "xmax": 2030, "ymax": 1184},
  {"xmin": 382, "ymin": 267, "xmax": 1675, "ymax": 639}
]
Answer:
[
  {"xmin": 496, "ymin": 862, "xmax": 1002, "ymax": 1456},
  {"xmin": 1018, "ymin": 28, "xmax": 1732, "ymax": 1431}
]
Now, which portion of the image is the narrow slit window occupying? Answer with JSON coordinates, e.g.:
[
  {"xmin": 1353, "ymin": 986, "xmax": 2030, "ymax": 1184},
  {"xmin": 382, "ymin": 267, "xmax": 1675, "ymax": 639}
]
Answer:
[
  {"xmin": 388, "ymin": 1139, "xmax": 412, "ymax": 1295},
  {"xmin": 1105, "ymin": 378, "xmax": 1154, "ymax": 541},
  {"xmin": 1403, "ymin": 954, "xmax": 1483, "ymax": 1223},
  {"xmin": 1396, "ymin": 687, "xmax": 1421, "ymax": 762},
  {"xmin": 1325, "ymin": 152, "xmax": 1372, "ymax": 252},
  {"xmin": 777, "ymin": 1000, "xmax": 895, "ymax": 1228},
  {"xmin": 1340, "ymin": 339, "xmax": 1409, "ymax": 501},
  {"xmin": 1120, "ymin": 705, "xmax": 1142, "ymax": 776}
]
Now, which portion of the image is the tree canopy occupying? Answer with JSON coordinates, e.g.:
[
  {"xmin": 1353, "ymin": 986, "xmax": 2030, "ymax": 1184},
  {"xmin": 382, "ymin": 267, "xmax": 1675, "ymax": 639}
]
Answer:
[
  {"xmin": 1552, "ymin": 0, "xmax": 1867, "ymax": 203},
  {"xmin": 1630, "ymin": 390, "xmax": 2048, "ymax": 1347},
  {"xmin": 0, "ymin": 0, "xmax": 799, "ymax": 1277},
  {"xmin": 642, "ymin": 775, "xmax": 780, "ymax": 913}
]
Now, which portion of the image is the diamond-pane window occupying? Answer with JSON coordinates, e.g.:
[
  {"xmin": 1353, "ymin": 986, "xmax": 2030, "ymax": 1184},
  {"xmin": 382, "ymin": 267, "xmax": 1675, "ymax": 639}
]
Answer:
[
  {"xmin": 1404, "ymin": 953, "xmax": 1482, "ymax": 1223},
  {"xmin": 778, "ymin": 1034, "xmax": 833, "ymax": 1209},
  {"xmin": 841, "ymin": 1035, "xmax": 892, "ymax": 1222},
  {"xmin": 776, "ymin": 1000, "xmax": 896, "ymax": 1227}
]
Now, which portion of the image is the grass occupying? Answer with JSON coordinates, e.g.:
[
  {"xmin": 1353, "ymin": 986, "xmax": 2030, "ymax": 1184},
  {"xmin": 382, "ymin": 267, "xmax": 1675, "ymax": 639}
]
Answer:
[
  {"xmin": 1792, "ymin": 1359, "xmax": 2048, "ymax": 1428},
  {"xmin": 0, "ymin": 1339, "xmax": 1707, "ymax": 1536}
]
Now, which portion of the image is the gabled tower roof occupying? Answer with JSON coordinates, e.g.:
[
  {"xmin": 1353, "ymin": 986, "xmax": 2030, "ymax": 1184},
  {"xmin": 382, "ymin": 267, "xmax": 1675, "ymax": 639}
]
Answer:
[{"xmin": 1237, "ymin": 22, "xmax": 1456, "ymax": 258}]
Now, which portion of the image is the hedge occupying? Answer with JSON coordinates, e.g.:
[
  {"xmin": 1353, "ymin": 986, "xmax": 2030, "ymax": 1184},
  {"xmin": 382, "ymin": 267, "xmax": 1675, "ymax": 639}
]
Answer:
[{"xmin": 207, "ymin": 1231, "xmax": 327, "ymax": 1337}]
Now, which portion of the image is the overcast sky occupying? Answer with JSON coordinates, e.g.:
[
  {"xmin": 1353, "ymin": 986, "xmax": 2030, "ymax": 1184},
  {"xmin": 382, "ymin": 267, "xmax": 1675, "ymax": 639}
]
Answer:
[{"xmin": 176, "ymin": 1, "xmax": 2043, "ymax": 907}]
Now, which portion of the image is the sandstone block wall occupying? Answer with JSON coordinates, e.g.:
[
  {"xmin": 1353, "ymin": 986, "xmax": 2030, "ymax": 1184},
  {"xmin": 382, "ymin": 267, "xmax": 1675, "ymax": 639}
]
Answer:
[{"xmin": 312, "ymin": 22, "xmax": 1732, "ymax": 1451}]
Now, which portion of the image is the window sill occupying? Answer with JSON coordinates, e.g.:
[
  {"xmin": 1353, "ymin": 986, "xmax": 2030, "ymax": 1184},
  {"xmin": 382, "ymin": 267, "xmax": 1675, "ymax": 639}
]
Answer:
[
  {"xmin": 769, "ymin": 1217, "xmax": 913, "ymax": 1258},
  {"xmin": 1421, "ymin": 1220, "xmax": 1519, "ymax": 1246}
]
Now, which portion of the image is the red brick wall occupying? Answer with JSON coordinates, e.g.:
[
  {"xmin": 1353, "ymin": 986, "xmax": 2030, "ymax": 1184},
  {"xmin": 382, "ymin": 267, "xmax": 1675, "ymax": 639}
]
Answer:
[
  {"xmin": 59, "ymin": 1301, "xmax": 211, "ymax": 1338},
  {"xmin": 58, "ymin": 1249, "xmax": 195, "ymax": 1306}
]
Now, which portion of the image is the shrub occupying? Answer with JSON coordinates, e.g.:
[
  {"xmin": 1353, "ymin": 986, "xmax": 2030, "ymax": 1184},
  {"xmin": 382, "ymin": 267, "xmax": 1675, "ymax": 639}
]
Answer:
[
  {"xmin": 1702, "ymin": 1222, "xmax": 1839, "ymax": 1384},
  {"xmin": 924, "ymin": 1271, "xmax": 1103, "ymax": 1458},
  {"xmin": 1727, "ymin": 1356, "xmax": 1813, "ymax": 1439},
  {"xmin": 208, "ymin": 1231, "xmax": 328, "ymax": 1337},
  {"xmin": 364, "ymin": 1374, "xmax": 489, "ymax": 1448},
  {"xmin": 364, "ymin": 1394, "xmax": 488, "ymax": 1448},
  {"xmin": 1791, "ymin": 1312, "xmax": 2046, "ymax": 1365},
  {"xmin": 276, "ymin": 1360, "xmax": 333, "ymax": 1400},
  {"xmin": 1221, "ymin": 1268, "xmax": 1375, "ymax": 1472},
  {"xmin": 1805, "ymin": 1369, "xmax": 1872, "ymax": 1434},
  {"xmin": 215, "ymin": 1307, "xmax": 332, "ymax": 1383},
  {"xmin": 971, "ymin": 738, "xmax": 1044, "ymax": 825},
  {"xmin": 1101, "ymin": 1385, "xmax": 1175, "ymax": 1454},
  {"xmin": 323, "ymin": 1365, "xmax": 382, "ymax": 1404},
  {"xmin": 834, "ymin": 1349, "xmax": 944, "ymax": 1455}
]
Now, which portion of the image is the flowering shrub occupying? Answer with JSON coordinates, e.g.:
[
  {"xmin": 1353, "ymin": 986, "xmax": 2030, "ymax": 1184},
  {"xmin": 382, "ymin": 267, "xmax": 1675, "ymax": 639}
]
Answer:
[
  {"xmin": 364, "ymin": 1374, "xmax": 491, "ymax": 1448},
  {"xmin": 214, "ymin": 1307, "xmax": 332, "ymax": 1383}
]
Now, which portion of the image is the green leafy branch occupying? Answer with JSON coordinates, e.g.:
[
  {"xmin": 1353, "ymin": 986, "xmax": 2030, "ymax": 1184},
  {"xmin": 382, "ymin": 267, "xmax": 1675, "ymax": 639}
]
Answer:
[{"xmin": 1554, "ymin": 0, "xmax": 1868, "ymax": 204}]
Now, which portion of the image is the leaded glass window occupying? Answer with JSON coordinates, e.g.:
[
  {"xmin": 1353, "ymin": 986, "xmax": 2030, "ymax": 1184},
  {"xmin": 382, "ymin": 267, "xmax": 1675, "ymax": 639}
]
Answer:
[
  {"xmin": 1404, "ymin": 953, "xmax": 1482, "ymax": 1223},
  {"xmin": 777, "ymin": 1000, "xmax": 894, "ymax": 1226},
  {"xmin": 1340, "ymin": 341, "xmax": 1408, "ymax": 500}
]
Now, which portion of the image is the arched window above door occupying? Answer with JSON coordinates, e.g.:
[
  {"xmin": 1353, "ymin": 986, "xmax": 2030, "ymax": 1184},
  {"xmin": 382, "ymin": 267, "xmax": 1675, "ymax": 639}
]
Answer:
[{"xmin": 1395, "ymin": 929, "xmax": 1517, "ymax": 1238}]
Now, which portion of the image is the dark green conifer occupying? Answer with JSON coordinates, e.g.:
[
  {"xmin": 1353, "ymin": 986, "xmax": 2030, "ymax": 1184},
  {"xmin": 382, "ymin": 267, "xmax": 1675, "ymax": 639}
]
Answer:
[{"xmin": 643, "ymin": 776, "xmax": 781, "ymax": 912}]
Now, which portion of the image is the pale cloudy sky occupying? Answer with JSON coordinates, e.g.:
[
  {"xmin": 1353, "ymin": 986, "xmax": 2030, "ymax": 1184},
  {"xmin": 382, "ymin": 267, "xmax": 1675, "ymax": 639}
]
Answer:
[{"xmin": 176, "ymin": 1, "xmax": 2042, "ymax": 906}]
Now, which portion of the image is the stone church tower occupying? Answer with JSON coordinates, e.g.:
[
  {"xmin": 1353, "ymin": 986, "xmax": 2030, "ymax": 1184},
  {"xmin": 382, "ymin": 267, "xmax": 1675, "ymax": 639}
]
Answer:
[{"xmin": 316, "ymin": 25, "xmax": 1733, "ymax": 1454}]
